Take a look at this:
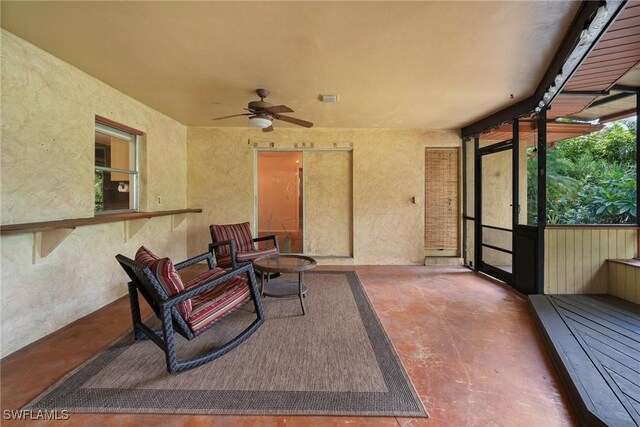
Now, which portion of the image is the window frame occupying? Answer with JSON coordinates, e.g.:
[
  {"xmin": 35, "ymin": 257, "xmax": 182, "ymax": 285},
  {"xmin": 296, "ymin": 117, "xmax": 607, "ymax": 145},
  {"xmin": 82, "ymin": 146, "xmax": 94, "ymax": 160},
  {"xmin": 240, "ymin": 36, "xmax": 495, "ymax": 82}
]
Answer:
[
  {"xmin": 541, "ymin": 117, "xmax": 637, "ymax": 228},
  {"xmin": 94, "ymin": 121, "xmax": 140, "ymax": 214}
]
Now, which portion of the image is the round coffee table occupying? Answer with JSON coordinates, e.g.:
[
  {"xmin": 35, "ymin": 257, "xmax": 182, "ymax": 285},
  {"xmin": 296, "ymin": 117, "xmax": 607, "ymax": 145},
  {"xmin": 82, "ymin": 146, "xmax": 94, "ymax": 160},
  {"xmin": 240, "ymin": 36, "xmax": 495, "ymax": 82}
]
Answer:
[{"xmin": 253, "ymin": 254, "xmax": 317, "ymax": 315}]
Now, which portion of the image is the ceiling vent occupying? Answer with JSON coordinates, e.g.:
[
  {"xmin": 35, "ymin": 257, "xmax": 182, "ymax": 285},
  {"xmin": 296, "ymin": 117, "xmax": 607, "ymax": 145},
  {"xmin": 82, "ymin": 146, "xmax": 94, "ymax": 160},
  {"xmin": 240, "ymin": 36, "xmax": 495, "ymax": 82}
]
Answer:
[{"xmin": 321, "ymin": 94, "xmax": 339, "ymax": 103}]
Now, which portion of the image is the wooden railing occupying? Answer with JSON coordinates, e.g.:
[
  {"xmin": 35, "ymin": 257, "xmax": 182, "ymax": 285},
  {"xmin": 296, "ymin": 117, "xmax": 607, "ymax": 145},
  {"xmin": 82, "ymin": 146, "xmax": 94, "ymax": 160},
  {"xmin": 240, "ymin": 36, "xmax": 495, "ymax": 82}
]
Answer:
[{"xmin": 544, "ymin": 226, "xmax": 638, "ymax": 295}]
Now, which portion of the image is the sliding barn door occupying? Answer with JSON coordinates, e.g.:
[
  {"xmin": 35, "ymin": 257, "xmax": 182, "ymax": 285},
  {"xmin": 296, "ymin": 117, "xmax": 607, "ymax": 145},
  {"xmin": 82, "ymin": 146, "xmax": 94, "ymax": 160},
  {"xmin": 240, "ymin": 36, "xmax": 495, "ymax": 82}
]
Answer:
[
  {"xmin": 304, "ymin": 151, "xmax": 353, "ymax": 257},
  {"xmin": 256, "ymin": 150, "xmax": 353, "ymax": 257},
  {"xmin": 425, "ymin": 148, "xmax": 460, "ymax": 256}
]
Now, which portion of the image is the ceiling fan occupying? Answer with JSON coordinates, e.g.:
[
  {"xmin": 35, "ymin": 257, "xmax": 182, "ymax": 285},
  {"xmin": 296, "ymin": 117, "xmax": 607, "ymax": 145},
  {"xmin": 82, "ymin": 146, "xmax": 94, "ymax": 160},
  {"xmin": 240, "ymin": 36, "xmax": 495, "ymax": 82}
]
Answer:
[{"xmin": 212, "ymin": 88, "xmax": 313, "ymax": 132}]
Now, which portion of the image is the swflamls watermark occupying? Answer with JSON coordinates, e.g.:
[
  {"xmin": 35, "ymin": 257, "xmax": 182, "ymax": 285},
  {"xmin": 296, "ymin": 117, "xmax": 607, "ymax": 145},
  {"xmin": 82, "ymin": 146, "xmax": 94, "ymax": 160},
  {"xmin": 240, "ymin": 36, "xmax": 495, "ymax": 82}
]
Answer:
[{"xmin": 3, "ymin": 409, "xmax": 70, "ymax": 420}]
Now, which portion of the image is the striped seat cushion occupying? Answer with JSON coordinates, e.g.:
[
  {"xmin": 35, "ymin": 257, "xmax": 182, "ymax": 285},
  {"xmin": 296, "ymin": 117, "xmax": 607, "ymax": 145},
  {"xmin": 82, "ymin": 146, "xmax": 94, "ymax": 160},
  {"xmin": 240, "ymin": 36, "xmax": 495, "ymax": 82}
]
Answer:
[
  {"xmin": 237, "ymin": 246, "xmax": 279, "ymax": 263},
  {"xmin": 186, "ymin": 272, "xmax": 252, "ymax": 334},
  {"xmin": 134, "ymin": 246, "xmax": 192, "ymax": 319},
  {"xmin": 216, "ymin": 246, "xmax": 279, "ymax": 268},
  {"xmin": 209, "ymin": 222, "xmax": 256, "ymax": 256},
  {"xmin": 184, "ymin": 267, "xmax": 228, "ymax": 289}
]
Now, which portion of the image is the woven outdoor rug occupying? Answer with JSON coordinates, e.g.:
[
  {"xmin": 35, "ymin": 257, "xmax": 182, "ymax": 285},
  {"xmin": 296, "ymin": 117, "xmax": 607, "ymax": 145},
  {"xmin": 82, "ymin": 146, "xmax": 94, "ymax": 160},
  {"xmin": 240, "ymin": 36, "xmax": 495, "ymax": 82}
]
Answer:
[{"xmin": 25, "ymin": 271, "xmax": 427, "ymax": 417}]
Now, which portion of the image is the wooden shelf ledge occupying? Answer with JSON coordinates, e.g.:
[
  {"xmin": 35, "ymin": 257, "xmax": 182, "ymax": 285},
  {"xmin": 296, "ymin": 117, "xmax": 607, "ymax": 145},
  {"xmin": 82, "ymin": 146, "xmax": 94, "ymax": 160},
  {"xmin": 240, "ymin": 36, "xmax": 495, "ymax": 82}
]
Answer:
[
  {"xmin": 0, "ymin": 209, "xmax": 202, "ymax": 236},
  {"xmin": 607, "ymin": 258, "xmax": 640, "ymax": 268}
]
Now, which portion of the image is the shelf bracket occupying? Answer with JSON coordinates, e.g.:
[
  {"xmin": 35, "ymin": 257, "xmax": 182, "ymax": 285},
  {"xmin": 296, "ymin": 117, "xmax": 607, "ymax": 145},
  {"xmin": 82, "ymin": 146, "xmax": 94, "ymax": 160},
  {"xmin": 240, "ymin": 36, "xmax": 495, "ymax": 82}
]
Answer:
[
  {"xmin": 32, "ymin": 228, "xmax": 75, "ymax": 264},
  {"xmin": 124, "ymin": 218, "xmax": 150, "ymax": 241},
  {"xmin": 172, "ymin": 213, "xmax": 187, "ymax": 230}
]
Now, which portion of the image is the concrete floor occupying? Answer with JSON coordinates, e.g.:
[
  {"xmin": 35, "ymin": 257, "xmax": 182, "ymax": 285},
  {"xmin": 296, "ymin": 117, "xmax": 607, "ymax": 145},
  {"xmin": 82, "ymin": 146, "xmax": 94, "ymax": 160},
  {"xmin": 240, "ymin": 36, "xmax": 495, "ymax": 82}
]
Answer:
[{"xmin": 1, "ymin": 266, "xmax": 576, "ymax": 426}]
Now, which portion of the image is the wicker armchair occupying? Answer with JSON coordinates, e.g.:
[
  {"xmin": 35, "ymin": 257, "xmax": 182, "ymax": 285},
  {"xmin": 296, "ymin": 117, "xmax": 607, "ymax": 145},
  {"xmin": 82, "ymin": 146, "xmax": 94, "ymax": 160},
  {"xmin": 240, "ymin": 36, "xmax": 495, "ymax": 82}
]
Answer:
[
  {"xmin": 116, "ymin": 246, "xmax": 265, "ymax": 373},
  {"xmin": 209, "ymin": 222, "xmax": 279, "ymax": 269}
]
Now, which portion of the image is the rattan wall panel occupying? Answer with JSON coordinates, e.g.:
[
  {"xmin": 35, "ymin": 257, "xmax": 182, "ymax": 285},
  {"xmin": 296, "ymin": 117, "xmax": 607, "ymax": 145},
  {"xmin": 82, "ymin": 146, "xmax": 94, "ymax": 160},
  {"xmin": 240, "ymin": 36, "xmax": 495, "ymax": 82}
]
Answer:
[{"xmin": 425, "ymin": 148, "xmax": 459, "ymax": 252}]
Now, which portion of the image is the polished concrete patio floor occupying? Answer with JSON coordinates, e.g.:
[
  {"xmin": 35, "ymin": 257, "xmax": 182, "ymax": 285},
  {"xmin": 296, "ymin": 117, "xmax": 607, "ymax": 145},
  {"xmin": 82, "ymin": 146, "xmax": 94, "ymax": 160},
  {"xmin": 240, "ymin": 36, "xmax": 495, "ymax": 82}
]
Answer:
[{"xmin": 1, "ymin": 266, "xmax": 576, "ymax": 426}]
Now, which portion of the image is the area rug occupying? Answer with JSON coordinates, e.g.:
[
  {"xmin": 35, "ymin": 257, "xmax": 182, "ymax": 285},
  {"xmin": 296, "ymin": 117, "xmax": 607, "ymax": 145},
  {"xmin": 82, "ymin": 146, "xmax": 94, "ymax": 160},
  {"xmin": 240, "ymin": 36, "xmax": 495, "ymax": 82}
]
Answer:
[{"xmin": 25, "ymin": 271, "xmax": 427, "ymax": 417}]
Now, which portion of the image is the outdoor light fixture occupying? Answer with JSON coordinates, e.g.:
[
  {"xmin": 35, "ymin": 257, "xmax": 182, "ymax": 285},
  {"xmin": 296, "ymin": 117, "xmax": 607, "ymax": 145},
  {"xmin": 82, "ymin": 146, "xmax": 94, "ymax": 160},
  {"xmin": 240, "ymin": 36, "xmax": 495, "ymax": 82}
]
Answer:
[
  {"xmin": 580, "ymin": 29, "xmax": 590, "ymax": 41},
  {"xmin": 554, "ymin": 73, "xmax": 564, "ymax": 85},
  {"xmin": 593, "ymin": 5, "xmax": 608, "ymax": 26},
  {"xmin": 249, "ymin": 116, "xmax": 272, "ymax": 129}
]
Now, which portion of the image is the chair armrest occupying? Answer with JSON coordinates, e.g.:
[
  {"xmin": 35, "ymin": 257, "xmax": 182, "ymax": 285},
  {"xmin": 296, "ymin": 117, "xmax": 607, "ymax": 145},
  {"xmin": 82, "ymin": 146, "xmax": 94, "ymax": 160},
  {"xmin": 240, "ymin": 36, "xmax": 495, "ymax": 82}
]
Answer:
[
  {"xmin": 209, "ymin": 239, "xmax": 238, "ymax": 268},
  {"xmin": 163, "ymin": 263, "xmax": 255, "ymax": 308},
  {"xmin": 174, "ymin": 252, "xmax": 215, "ymax": 270},
  {"xmin": 253, "ymin": 235, "xmax": 279, "ymax": 251}
]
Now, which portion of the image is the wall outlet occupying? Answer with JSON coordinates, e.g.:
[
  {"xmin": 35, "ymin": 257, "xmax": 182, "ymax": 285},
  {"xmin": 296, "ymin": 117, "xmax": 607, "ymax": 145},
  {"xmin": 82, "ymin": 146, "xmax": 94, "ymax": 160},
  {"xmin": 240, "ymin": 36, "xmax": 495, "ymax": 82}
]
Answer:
[{"xmin": 157, "ymin": 197, "xmax": 162, "ymax": 205}]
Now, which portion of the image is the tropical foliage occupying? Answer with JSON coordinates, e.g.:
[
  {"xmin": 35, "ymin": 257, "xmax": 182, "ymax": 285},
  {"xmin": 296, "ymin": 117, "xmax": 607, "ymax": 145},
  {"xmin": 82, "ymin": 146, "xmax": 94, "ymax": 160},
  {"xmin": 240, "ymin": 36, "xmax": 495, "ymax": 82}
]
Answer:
[
  {"xmin": 95, "ymin": 171, "xmax": 104, "ymax": 212},
  {"xmin": 528, "ymin": 118, "xmax": 637, "ymax": 225}
]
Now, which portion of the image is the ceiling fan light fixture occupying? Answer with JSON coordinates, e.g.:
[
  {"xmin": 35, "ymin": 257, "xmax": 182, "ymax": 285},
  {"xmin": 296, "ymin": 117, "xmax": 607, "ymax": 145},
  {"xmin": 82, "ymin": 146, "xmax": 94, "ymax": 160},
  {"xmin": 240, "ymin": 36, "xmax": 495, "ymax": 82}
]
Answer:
[{"xmin": 249, "ymin": 116, "xmax": 272, "ymax": 129}]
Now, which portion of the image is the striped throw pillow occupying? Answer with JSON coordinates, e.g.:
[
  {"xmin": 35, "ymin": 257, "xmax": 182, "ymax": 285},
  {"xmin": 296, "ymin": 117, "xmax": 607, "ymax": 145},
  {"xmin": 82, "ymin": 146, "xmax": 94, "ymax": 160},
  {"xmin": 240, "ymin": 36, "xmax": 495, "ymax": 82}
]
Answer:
[
  {"xmin": 135, "ymin": 245, "xmax": 160, "ymax": 265},
  {"xmin": 134, "ymin": 247, "xmax": 192, "ymax": 318}
]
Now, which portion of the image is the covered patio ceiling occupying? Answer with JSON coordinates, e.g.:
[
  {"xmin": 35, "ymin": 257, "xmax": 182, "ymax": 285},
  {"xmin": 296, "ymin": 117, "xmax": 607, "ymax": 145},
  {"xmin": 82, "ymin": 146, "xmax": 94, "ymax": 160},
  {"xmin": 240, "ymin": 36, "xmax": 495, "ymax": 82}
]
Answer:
[
  {"xmin": 482, "ymin": 2, "xmax": 640, "ymax": 145},
  {"xmin": 0, "ymin": 1, "xmax": 581, "ymax": 129},
  {"xmin": 549, "ymin": 2, "xmax": 640, "ymax": 123}
]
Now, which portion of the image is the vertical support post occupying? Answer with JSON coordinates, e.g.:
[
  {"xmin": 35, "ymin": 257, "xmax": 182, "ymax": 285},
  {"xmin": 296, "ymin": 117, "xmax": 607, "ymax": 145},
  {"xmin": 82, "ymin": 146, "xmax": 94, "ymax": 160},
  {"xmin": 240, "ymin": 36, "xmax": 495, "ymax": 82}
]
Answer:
[
  {"xmin": 462, "ymin": 137, "xmax": 468, "ymax": 265},
  {"xmin": 636, "ymin": 93, "xmax": 639, "ymax": 256},
  {"xmin": 536, "ymin": 109, "xmax": 547, "ymax": 294},
  {"xmin": 474, "ymin": 135, "xmax": 482, "ymax": 271},
  {"xmin": 512, "ymin": 119, "xmax": 519, "ymax": 281}
]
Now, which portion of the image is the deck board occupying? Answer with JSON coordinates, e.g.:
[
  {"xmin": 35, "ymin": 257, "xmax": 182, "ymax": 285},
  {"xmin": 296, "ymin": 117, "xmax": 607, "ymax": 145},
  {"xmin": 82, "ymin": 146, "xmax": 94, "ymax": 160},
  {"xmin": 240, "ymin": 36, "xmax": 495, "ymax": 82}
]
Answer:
[
  {"xmin": 530, "ymin": 294, "xmax": 640, "ymax": 426},
  {"xmin": 584, "ymin": 332, "xmax": 640, "ymax": 369},
  {"xmin": 566, "ymin": 294, "xmax": 640, "ymax": 325},
  {"xmin": 562, "ymin": 295, "xmax": 640, "ymax": 328}
]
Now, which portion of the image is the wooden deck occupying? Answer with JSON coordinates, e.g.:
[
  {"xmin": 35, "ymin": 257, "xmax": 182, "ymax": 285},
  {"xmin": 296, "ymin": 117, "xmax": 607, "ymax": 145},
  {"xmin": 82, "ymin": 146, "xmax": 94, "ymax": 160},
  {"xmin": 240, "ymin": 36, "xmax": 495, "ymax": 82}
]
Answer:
[{"xmin": 529, "ymin": 294, "xmax": 640, "ymax": 427}]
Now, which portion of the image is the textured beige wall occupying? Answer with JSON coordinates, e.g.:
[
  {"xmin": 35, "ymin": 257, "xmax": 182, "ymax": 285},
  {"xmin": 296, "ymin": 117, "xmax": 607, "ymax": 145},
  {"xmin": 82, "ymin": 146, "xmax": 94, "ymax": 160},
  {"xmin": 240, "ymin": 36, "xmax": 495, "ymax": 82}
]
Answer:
[
  {"xmin": 187, "ymin": 127, "xmax": 460, "ymax": 264},
  {"xmin": 305, "ymin": 151, "xmax": 353, "ymax": 256},
  {"xmin": 0, "ymin": 31, "xmax": 189, "ymax": 357},
  {"xmin": 1, "ymin": 30, "xmax": 188, "ymax": 221},
  {"xmin": 1, "ymin": 219, "xmax": 187, "ymax": 358}
]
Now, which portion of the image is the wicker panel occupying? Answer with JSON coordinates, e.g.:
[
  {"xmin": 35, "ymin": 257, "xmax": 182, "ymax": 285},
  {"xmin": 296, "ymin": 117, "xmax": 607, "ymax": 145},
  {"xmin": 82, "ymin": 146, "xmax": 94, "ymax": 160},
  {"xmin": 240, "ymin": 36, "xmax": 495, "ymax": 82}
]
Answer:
[{"xmin": 425, "ymin": 148, "xmax": 459, "ymax": 252}]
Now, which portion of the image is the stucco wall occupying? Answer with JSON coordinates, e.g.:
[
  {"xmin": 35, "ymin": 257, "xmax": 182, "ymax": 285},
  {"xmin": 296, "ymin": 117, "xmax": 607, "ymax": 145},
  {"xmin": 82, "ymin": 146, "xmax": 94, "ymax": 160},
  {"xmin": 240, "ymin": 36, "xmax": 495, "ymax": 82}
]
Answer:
[
  {"xmin": 187, "ymin": 127, "xmax": 460, "ymax": 265},
  {"xmin": 0, "ymin": 31, "xmax": 189, "ymax": 357}
]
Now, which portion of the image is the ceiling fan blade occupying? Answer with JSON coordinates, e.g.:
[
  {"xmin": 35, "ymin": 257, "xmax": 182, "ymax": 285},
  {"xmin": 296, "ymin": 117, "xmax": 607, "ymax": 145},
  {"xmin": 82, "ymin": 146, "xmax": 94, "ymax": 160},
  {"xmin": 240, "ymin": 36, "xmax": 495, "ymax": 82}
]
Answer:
[
  {"xmin": 266, "ymin": 105, "xmax": 294, "ymax": 114},
  {"xmin": 274, "ymin": 114, "xmax": 313, "ymax": 128},
  {"xmin": 262, "ymin": 125, "xmax": 274, "ymax": 133},
  {"xmin": 211, "ymin": 113, "xmax": 251, "ymax": 120}
]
